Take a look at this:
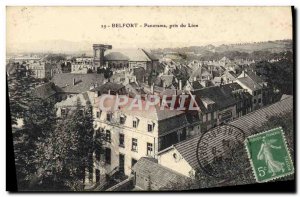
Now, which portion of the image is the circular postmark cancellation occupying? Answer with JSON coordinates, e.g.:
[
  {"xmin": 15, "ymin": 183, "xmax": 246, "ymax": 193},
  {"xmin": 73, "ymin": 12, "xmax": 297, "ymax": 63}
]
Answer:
[{"xmin": 196, "ymin": 123, "xmax": 246, "ymax": 179}]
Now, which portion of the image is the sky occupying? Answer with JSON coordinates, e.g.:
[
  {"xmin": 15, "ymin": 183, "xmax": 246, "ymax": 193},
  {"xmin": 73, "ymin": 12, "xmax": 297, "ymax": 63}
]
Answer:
[{"xmin": 6, "ymin": 6, "xmax": 293, "ymax": 53}]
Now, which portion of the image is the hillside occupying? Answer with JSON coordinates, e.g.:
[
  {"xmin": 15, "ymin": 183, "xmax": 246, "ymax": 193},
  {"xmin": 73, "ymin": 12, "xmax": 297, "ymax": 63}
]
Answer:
[{"xmin": 154, "ymin": 40, "xmax": 292, "ymax": 54}]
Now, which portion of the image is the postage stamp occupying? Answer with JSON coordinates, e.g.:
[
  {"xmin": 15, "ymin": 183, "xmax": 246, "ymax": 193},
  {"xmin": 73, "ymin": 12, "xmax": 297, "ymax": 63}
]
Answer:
[{"xmin": 245, "ymin": 127, "xmax": 294, "ymax": 183}]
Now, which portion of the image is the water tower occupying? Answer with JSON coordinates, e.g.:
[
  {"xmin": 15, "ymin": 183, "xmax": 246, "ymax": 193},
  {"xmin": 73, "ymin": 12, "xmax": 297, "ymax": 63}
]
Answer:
[{"xmin": 93, "ymin": 44, "xmax": 112, "ymax": 70}]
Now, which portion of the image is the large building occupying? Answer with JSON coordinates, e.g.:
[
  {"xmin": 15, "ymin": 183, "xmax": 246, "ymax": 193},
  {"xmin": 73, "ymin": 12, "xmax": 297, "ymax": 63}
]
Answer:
[
  {"xmin": 27, "ymin": 61, "xmax": 53, "ymax": 79},
  {"xmin": 71, "ymin": 57, "xmax": 94, "ymax": 73},
  {"xmin": 92, "ymin": 94, "xmax": 193, "ymax": 177},
  {"xmin": 191, "ymin": 86, "xmax": 237, "ymax": 131},
  {"xmin": 236, "ymin": 71, "xmax": 266, "ymax": 110}
]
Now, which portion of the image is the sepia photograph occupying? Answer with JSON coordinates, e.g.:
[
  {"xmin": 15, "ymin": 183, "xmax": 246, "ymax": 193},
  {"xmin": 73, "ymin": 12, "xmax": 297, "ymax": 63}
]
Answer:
[{"xmin": 6, "ymin": 6, "xmax": 295, "ymax": 192}]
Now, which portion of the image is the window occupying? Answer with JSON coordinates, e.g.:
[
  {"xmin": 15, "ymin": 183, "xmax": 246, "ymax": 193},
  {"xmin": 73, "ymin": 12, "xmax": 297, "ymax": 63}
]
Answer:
[
  {"xmin": 203, "ymin": 114, "xmax": 206, "ymax": 122},
  {"xmin": 105, "ymin": 148, "xmax": 111, "ymax": 164},
  {"xmin": 208, "ymin": 113, "xmax": 211, "ymax": 121},
  {"xmin": 147, "ymin": 143, "xmax": 153, "ymax": 156},
  {"xmin": 133, "ymin": 120, "xmax": 137, "ymax": 128},
  {"xmin": 119, "ymin": 133, "xmax": 125, "ymax": 147},
  {"xmin": 106, "ymin": 130, "xmax": 111, "ymax": 143},
  {"xmin": 120, "ymin": 116, "xmax": 125, "ymax": 124},
  {"xmin": 95, "ymin": 149, "xmax": 101, "ymax": 161},
  {"xmin": 258, "ymin": 98, "xmax": 261, "ymax": 104},
  {"xmin": 254, "ymin": 99, "xmax": 257, "ymax": 104},
  {"xmin": 106, "ymin": 113, "xmax": 112, "ymax": 121},
  {"xmin": 148, "ymin": 124, "xmax": 153, "ymax": 132},
  {"xmin": 132, "ymin": 138, "xmax": 138, "ymax": 152},
  {"xmin": 96, "ymin": 111, "xmax": 100, "ymax": 118},
  {"xmin": 61, "ymin": 108, "xmax": 67, "ymax": 117},
  {"xmin": 254, "ymin": 91, "xmax": 257, "ymax": 96}
]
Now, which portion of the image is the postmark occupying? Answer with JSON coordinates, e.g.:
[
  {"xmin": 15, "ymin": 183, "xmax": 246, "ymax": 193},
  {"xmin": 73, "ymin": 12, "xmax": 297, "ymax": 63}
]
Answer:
[
  {"xmin": 244, "ymin": 127, "xmax": 294, "ymax": 183},
  {"xmin": 196, "ymin": 123, "xmax": 246, "ymax": 179}
]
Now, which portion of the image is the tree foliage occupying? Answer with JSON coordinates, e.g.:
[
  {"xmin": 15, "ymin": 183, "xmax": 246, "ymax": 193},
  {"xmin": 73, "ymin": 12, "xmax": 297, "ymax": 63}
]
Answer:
[
  {"xmin": 255, "ymin": 58, "xmax": 293, "ymax": 95},
  {"xmin": 32, "ymin": 98, "xmax": 95, "ymax": 191}
]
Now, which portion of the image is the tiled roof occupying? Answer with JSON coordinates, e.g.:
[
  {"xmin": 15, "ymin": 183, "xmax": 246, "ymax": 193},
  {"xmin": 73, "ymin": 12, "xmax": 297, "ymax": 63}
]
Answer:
[
  {"xmin": 191, "ymin": 81, "xmax": 204, "ymax": 90},
  {"xmin": 246, "ymin": 71, "xmax": 264, "ymax": 84},
  {"xmin": 132, "ymin": 157, "xmax": 191, "ymax": 190},
  {"xmin": 220, "ymin": 83, "xmax": 252, "ymax": 100},
  {"xmin": 32, "ymin": 82, "xmax": 57, "ymax": 99},
  {"xmin": 105, "ymin": 49, "xmax": 151, "ymax": 62},
  {"xmin": 172, "ymin": 96, "xmax": 293, "ymax": 170},
  {"xmin": 55, "ymin": 91, "xmax": 94, "ymax": 108},
  {"xmin": 142, "ymin": 49, "xmax": 159, "ymax": 61},
  {"xmin": 157, "ymin": 113, "xmax": 189, "ymax": 136},
  {"xmin": 192, "ymin": 86, "xmax": 236, "ymax": 112},
  {"xmin": 236, "ymin": 76, "xmax": 262, "ymax": 91},
  {"xmin": 51, "ymin": 73, "xmax": 105, "ymax": 93},
  {"xmin": 230, "ymin": 96, "xmax": 293, "ymax": 134},
  {"xmin": 104, "ymin": 52, "xmax": 129, "ymax": 61},
  {"xmin": 228, "ymin": 71, "xmax": 238, "ymax": 78},
  {"xmin": 90, "ymin": 82, "xmax": 126, "ymax": 95}
]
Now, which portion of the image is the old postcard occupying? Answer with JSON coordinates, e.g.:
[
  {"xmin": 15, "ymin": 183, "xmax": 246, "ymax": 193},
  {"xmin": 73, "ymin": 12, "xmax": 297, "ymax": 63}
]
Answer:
[{"xmin": 6, "ymin": 6, "xmax": 295, "ymax": 192}]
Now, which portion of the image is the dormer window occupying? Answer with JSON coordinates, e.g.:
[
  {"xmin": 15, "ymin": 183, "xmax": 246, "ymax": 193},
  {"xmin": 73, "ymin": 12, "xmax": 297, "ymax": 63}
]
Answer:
[
  {"xmin": 148, "ymin": 124, "xmax": 153, "ymax": 132},
  {"xmin": 120, "ymin": 115, "xmax": 126, "ymax": 124},
  {"xmin": 133, "ymin": 120, "xmax": 137, "ymax": 128},
  {"xmin": 133, "ymin": 117, "xmax": 139, "ymax": 128},
  {"xmin": 106, "ymin": 113, "xmax": 112, "ymax": 122}
]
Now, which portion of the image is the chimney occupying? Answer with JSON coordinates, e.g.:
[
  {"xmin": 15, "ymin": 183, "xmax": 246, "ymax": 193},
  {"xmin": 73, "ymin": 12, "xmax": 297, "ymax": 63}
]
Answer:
[
  {"xmin": 151, "ymin": 83, "xmax": 154, "ymax": 94},
  {"xmin": 179, "ymin": 80, "xmax": 182, "ymax": 90},
  {"xmin": 73, "ymin": 78, "xmax": 76, "ymax": 85}
]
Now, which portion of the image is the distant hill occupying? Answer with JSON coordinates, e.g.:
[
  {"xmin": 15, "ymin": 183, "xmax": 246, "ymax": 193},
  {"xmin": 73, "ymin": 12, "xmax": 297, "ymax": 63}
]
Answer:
[{"xmin": 154, "ymin": 40, "xmax": 292, "ymax": 54}]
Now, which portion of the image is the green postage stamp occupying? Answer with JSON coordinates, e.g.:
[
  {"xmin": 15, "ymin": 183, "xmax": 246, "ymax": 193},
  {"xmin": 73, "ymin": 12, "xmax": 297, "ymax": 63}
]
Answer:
[{"xmin": 245, "ymin": 127, "xmax": 294, "ymax": 183}]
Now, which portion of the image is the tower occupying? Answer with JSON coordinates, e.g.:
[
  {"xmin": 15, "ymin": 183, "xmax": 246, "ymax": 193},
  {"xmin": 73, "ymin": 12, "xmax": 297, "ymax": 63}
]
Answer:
[{"xmin": 93, "ymin": 44, "xmax": 112, "ymax": 70}]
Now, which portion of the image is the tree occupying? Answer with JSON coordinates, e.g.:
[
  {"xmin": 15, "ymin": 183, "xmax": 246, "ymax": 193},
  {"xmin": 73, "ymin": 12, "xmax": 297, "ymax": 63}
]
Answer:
[
  {"xmin": 7, "ymin": 65, "xmax": 54, "ymax": 190},
  {"xmin": 255, "ymin": 58, "xmax": 293, "ymax": 95},
  {"xmin": 97, "ymin": 67, "xmax": 113, "ymax": 79},
  {"xmin": 7, "ymin": 65, "xmax": 39, "ymax": 125},
  {"xmin": 33, "ymin": 98, "xmax": 96, "ymax": 191},
  {"xmin": 12, "ymin": 98, "xmax": 57, "ymax": 190},
  {"xmin": 45, "ymin": 54, "xmax": 66, "ymax": 63}
]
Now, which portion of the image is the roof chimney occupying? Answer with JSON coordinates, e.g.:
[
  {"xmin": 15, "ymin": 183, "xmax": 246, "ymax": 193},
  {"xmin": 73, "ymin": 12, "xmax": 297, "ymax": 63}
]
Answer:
[
  {"xmin": 151, "ymin": 83, "xmax": 154, "ymax": 94},
  {"xmin": 179, "ymin": 80, "xmax": 182, "ymax": 90}
]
